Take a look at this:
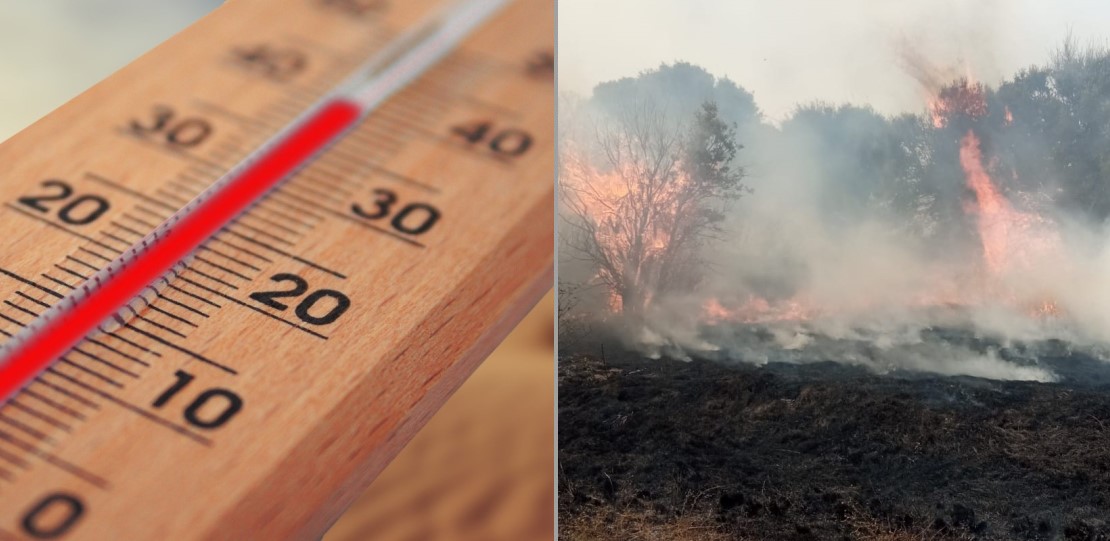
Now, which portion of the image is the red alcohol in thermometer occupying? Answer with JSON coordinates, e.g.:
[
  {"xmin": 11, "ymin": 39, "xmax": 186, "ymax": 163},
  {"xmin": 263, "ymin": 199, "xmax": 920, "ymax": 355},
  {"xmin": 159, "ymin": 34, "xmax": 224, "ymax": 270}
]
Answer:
[{"xmin": 0, "ymin": 0, "xmax": 509, "ymax": 402}]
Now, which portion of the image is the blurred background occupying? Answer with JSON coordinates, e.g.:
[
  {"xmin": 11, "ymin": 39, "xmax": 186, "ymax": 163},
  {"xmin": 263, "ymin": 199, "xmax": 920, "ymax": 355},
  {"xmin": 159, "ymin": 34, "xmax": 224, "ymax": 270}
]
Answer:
[
  {"xmin": 0, "ymin": 3, "xmax": 553, "ymax": 540},
  {"xmin": 0, "ymin": 1, "xmax": 221, "ymax": 139}
]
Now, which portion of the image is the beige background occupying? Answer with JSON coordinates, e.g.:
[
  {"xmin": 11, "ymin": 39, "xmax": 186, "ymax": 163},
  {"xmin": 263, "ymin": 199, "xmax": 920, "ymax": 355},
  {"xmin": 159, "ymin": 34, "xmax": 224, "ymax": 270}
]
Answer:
[{"xmin": 0, "ymin": 3, "xmax": 554, "ymax": 540}]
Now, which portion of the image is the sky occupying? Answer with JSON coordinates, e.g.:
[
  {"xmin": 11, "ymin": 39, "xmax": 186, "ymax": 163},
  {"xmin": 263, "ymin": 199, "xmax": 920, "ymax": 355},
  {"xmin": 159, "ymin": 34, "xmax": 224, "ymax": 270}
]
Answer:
[
  {"xmin": 559, "ymin": 0, "xmax": 1110, "ymax": 121},
  {"xmin": 0, "ymin": 1, "xmax": 222, "ymax": 140}
]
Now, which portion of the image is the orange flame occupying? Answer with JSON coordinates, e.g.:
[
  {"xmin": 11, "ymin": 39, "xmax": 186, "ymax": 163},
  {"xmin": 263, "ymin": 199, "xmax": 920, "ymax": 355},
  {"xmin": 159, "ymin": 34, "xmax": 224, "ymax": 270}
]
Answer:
[
  {"xmin": 959, "ymin": 129, "xmax": 1058, "ymax": 276},
  {"xmin": 702, "ymin": 296, "xmax": 819, "ymax": 324},
  {"xmin": 562, "ymin": 149, "xmax": 687, "ymax": 314}
]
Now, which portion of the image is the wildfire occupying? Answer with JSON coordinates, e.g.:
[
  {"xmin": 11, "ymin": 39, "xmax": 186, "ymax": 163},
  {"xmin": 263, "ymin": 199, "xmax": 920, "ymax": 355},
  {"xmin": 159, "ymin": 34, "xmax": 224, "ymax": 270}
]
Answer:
[
  {"xmin": 701, "ymin": 65, "xmax": 1066, "ymax": 327},
  {"xmin": 607, "ymin": 289, "xmax": 623, "ymax": 313},
  {"xmin": 959, "ymin": 130, "xmax": 1059, "ymax": 276},
  {"xmin": 561, "ymin": 147, "xmax": 687, "ymax": 314},
  {"xmin": 1028, "ymin": 299, "xmax": 1061, "ymax": 318},
  {"xmin": 702, "ymin": 296, "xmax": 819, "ymax": 325},
  {"xmin": 563, "ymin": 56, "xmax": 1070, "ymax": 332}
]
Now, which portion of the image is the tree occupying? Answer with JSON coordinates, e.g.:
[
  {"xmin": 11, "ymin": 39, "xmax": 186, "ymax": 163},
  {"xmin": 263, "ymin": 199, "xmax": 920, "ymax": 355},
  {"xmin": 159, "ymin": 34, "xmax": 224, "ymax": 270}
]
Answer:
[
  {"xmin": 560, "ymin": 100, "xmax": 745, "ymax": 323},
  {"xmin": 780, "ymin": 104, "xmax": 923, "ymax": 226},
  {"xmin": 592, "ymin": 62, "xmax": 762, "ymax": 134}
]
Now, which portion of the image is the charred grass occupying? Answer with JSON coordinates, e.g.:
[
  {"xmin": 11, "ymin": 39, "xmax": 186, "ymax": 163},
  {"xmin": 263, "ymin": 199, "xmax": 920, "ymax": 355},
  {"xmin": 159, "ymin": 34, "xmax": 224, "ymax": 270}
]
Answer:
[{"xmin": 558, "ymin": 352, "xmax": 1110, "ymax": 540}]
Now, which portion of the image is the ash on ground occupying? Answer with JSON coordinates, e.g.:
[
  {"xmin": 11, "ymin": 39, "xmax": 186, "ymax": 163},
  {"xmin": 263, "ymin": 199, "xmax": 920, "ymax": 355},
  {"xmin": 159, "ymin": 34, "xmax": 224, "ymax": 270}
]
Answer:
[{"xmin": 559, "ymin": 344, "xmax": 1110, "ymax": 540}]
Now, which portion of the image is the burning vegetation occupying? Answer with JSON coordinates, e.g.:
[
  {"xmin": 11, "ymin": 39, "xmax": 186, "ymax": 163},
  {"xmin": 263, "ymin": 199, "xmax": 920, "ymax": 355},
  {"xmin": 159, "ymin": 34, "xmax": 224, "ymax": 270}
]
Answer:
[
  {"xmin": 560, "ymin": 100, "xmax": 746, "ymax": 318},
  {"xmin": 559, "ymin": 37, "xmax": 1110, "ymax": 541},
  {"xmin": 560, "ymin": 48, "xmax": 1110, "ymax": 382}
]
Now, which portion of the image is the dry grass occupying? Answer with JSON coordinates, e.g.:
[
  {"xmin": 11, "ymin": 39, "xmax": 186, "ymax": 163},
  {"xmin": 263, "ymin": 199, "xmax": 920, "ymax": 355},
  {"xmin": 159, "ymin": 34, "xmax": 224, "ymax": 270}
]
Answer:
[
  {"xmin": 561, "ymin": 508, "xmax": 973, "ymax": 541},
  {"xmin": 848, "ymin": 524, "xmax": 973, "ymax": 541},
  {"xmin": 560, "ymin": 509, "xmax": 735, "ymax": 541},
  {"xmin": 847, "ymin": 509, "xmax": 975, "ymax": 541},
  {"xmin": 560, "ymin": 508, "xmax": 984, "ymax": 541}
]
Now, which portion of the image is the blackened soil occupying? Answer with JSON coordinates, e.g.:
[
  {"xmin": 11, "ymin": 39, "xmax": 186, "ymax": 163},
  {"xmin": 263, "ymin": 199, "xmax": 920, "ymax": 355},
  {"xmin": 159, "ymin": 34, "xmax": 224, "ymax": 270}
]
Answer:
[{"xmin": 558, "ymin": 351, "xmax": 1110, "ymax": 540}]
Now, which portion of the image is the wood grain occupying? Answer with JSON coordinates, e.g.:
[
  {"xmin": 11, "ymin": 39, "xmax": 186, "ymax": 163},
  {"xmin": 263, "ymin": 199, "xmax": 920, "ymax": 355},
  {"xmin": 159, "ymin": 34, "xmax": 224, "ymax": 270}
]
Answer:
[
  {"xmin": 0, "ymin": 0, "xmax": 552, "ymax": 539},
  {"xmin": 325, "ymin": 292, "xmax": 553, "ymax": 541}
]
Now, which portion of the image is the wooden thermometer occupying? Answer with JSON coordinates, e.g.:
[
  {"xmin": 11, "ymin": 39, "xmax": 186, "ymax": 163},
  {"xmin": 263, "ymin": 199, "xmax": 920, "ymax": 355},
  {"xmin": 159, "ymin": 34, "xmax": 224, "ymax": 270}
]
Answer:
[{"xmin": 0, "ymin": 0, "xmax": 553, "ymax": 538}]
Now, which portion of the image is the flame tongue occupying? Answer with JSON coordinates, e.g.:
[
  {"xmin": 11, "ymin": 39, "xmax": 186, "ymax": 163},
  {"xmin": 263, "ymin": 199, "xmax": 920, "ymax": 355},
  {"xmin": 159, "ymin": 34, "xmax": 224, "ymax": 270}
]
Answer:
[
  {"xmin": 959, "ymin": 129, "xmax": 1012, "ymax": 274},
  {"xmin": 960, "ymin": 129, "xmax": 1060, "ymax": 278}
]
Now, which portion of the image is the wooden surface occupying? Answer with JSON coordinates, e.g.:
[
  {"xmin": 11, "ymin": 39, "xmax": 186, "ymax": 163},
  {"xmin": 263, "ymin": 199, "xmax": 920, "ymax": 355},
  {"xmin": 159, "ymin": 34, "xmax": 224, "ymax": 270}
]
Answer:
[
  {"xmin": 326, "ymin": 291, "xmax": 553, "ymax": 541},
  {"xmin": 0, "ymin": 0, "xmax": 553, "ymax": 539}
]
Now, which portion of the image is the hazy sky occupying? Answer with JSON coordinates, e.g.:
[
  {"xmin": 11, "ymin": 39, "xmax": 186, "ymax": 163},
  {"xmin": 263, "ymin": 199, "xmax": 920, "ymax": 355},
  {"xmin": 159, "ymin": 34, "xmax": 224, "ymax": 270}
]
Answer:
[
  {"xmin": 0, "ymin": 1, "xmax": 222, "ymax": 140},
  {"xmin": 559, "ymin": 0, "xmax": 1110, "ymax": 120}
]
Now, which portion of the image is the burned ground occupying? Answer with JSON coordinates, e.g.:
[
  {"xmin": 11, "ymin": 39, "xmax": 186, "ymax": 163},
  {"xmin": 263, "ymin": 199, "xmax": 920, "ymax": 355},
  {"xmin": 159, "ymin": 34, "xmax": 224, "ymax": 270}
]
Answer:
[{"xmin": 558, "ymin": 347, "xmax": 1110, "ymax": 540}]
